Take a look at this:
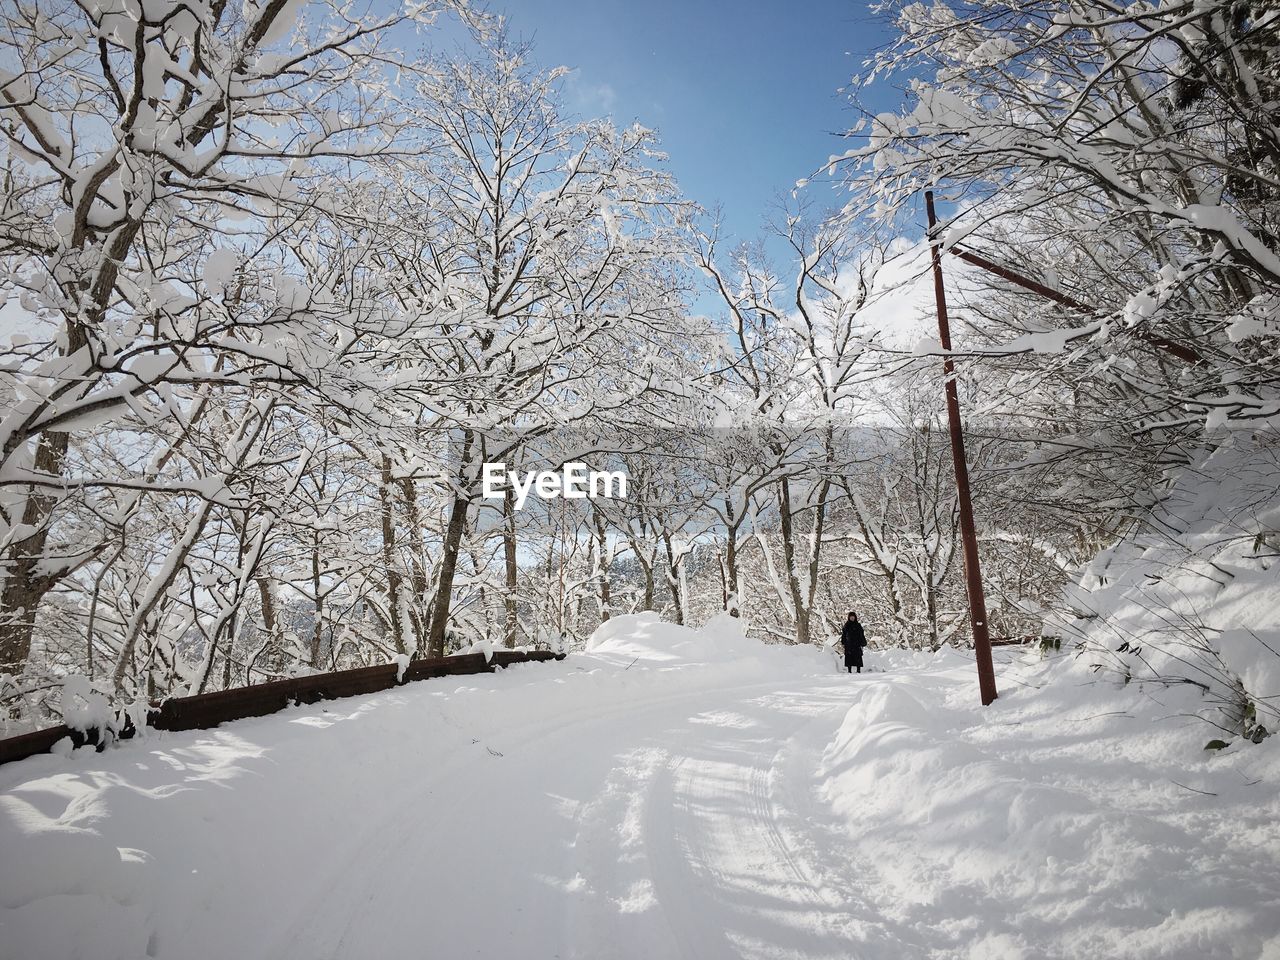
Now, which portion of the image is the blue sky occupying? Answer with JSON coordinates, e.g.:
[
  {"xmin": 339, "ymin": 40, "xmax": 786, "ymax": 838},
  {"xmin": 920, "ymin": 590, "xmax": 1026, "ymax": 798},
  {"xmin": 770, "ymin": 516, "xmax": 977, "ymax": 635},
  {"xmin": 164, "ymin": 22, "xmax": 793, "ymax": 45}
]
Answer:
[{"xmin": 433, "ymin": 0, "xmax": 898, "ymax": 251}]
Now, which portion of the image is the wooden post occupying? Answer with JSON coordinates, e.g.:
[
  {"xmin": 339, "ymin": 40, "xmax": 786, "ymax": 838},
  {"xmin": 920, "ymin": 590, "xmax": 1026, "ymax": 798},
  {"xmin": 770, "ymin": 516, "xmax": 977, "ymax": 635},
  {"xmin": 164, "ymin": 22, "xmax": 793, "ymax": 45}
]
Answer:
[{"xmin": 925, "ymin": 190, "xmax": 998, "ymax": 706}]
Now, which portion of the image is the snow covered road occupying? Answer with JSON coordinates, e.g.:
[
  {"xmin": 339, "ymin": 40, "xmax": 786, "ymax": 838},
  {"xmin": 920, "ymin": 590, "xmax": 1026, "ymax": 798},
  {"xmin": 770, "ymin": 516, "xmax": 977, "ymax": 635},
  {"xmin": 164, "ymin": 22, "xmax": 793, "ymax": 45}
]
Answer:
[
  {"xmin": 269, "ymin": 672, "xmax": 862, "ymax": 960},
  {"xmin": 1, "ymin": 646, "xmax": 866, "ymax": 960},
  {"xmin": 3, "ymin": 614, "xmax": 1279, "ymax": 960}
]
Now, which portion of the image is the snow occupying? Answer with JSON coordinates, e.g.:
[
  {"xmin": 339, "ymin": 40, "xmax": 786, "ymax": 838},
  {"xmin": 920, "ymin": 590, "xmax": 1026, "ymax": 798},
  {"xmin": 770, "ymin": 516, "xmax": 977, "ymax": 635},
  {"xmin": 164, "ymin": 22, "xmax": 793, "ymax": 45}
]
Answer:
[
  {"xmin": 453, "ymin": 637, "xmax": 494, "ymax": 662},
  {"xmin": 1051, "ymin": 432, "xmax": 1280, "ymax": 735},
  {"xmin": 57, "ymin": 676, "xmax": 115, "ymax": 737},
  {"xmin": 823, "ymin": 648, "xmax": 1280, "ymax": 958},
  {"xmin": 201, "ymin": 248, "xmax": 241, "ymax": 291},
  {"xmin": 585, "ymin": 610, "xmax": 761, "ymax": 663},
  {"xmin": 1, "ymin": 619, "xmax": 1278, "ymax": 959},
  {"xmin": 392, "ymin": 653, "xmax": 410, "ymax": 682}
]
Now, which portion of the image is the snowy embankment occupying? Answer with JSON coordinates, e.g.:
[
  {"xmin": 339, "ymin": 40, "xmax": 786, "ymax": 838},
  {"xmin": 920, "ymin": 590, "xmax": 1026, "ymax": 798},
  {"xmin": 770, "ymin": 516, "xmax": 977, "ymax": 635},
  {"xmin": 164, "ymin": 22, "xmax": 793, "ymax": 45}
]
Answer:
[
  {"xmin": 826, "ymin": 648, "xmax": 1280, "ymax": 958},
  {"xmin": 2, "ymin": 614, "xmax": 1278, "ymax": 960},
  {"xmin": 1050, "ymin": 433, "xmax": 1280, "ymax": 745}
]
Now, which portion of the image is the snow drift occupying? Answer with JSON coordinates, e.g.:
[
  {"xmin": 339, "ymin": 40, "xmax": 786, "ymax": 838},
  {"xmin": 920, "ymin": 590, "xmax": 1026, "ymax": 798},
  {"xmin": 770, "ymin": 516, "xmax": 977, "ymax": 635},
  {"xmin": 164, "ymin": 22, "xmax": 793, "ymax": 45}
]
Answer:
[
  {"xmin": 1051, "ymin": 432, "xmax": 1280, "ymax": 743},
  {"xmin": 585, "ymin": 611, "xmax": 765, "ymax": 663},
  {"xmin": 820, "ymin": 648, "xmax": 1280, "ymax": 959}
]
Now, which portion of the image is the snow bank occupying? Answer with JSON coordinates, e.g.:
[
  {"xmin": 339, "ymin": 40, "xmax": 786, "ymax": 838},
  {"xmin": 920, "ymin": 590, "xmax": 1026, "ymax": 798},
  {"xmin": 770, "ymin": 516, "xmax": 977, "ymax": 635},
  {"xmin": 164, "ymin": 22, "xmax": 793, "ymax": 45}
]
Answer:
[
  {"xmin": 820, "ymin": 649, "xmax": 1280, "ymax": 959},
  {"xmin": 1051, "ymin": 432, "xmax": 1280, "ymax": 741},
  {"xmin": 584, "ymin": 611, "xmax": 769, "ymax": 664}
]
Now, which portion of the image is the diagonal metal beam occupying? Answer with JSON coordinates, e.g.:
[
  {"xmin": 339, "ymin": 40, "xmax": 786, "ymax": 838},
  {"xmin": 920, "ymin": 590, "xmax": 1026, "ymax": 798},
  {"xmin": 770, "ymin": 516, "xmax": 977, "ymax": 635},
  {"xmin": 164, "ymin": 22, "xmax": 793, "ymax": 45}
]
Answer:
[{"xmin": 947, "ymin": 246, "xmax": 1205, "ymax": 366}]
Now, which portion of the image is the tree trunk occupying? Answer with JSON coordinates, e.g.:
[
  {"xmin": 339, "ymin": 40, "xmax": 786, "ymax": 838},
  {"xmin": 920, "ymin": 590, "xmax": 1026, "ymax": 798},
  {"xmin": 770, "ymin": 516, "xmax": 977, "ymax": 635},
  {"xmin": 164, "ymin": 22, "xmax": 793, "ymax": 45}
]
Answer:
[
  {"xmin": 923, "ymin": 564, "xmax": 940, "ymax": 652},
  {"xmin": 248, "ymin": 575, "xmax": 282, "ymax": 683},
  {"xmin": 0, "ymin": 430, "xmax": 73, "ymax": 674},
  {"xmin": 310, "ymin": 528, "xmax": 325, "ymax": 668},
  {"xmin": 778, "ymin": 476, "xmax": 809, "ymax": 645},
  {"xmin": 803, "ymin": 474, "xmax": 833, "ymax": 639},
  {"xmin": 661, "ymin": 530, "xmax": 685, "ymax": 626},
  {"xmin": 399, "ymin": 476, "xmax": 429, "ymax": 654},
  {"xmin": 426, "ymin": 492, "xmax": 469, "ymax": 658},
  {"xmin": 724, "ymin": 495, "xmax": 741, "ymax": 616},
  {"xmin": 426, "ymin": 433, "xmax": 475, "ymax": 658},
  {"xmin": 503, "ymin": 487, "xmax": 519, "ymax": 646},
  {"xmin": 592, "ymin": 511, "xmax": 611, "ymax": 623},
  {"xmin": 378, "ymin": 455, "xmax": 407, "ymax": 656}
]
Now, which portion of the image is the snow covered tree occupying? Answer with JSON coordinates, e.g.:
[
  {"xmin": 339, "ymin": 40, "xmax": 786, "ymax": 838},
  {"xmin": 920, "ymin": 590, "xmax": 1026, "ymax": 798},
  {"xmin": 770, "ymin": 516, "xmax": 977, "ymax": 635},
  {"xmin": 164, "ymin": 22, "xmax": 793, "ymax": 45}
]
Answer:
[
  {"xmin": 377, "ymin": 41, "xmax": 694, "ymax": 656},
  {"xmin": 0, "ymin": 0, "xmax": 477, "ymax": 682},
  {"xmin": 832, "ymin": 0, "xmax": 1280, "ymax": 715},
  {"xmin": 838, "ymin": 0, "xmax": 1280, "ymax": 433},
  {"xmin": 694, "ymin": 208, "xmax": 887, "ymax": 643}
]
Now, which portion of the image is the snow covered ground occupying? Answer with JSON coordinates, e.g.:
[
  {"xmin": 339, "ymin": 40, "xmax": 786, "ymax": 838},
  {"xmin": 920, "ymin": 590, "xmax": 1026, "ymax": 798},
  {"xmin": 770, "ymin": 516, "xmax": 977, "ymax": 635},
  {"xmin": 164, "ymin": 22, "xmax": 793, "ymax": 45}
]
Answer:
[
  {"xmin": 1052, "ymin": 434, "xmax": 1280, "ymax": 741},
  {"xmin": 2, "ymin": 613, "xmax": 1278, "ymax": 960}
]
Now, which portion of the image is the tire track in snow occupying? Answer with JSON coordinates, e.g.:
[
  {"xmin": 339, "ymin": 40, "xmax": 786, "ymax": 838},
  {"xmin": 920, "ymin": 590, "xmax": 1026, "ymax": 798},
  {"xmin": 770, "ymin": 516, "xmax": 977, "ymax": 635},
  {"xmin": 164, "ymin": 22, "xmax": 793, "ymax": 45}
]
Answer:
[
  {"xmin": 562, "ymin": 680, "xmax": 864, "ymax": 960},
  {"xmin": 262, "ymin": 666, "xmax": 810, "ymax": 959}
]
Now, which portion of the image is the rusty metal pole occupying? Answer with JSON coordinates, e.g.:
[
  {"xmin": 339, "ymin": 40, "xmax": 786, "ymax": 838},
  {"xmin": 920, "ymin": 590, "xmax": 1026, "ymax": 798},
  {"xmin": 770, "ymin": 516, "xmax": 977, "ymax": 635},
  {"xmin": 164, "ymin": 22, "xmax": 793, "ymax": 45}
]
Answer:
[
  {"xmin": 925, "ymin": 190, "xmax": 998, "ymax": 705},
  {"xmin": 945, "ymin": 246, "xmax": 1204, "ymax": 366}
]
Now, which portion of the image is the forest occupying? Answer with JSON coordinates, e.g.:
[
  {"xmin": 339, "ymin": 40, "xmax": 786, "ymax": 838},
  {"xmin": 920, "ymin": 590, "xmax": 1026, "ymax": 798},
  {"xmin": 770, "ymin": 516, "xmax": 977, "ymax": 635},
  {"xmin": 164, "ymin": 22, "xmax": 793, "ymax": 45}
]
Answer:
[{"xmin": 0, "ymin": 0, "xmax": 1276, "ymax": 739}]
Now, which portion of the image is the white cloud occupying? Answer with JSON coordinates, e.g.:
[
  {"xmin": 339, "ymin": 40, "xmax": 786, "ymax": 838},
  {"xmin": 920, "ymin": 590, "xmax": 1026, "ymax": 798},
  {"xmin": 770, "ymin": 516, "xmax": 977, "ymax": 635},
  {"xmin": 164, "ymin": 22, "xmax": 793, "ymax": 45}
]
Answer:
[{"xmin": 564, "ymin": 69, "xmax": 617, "ymax": 115}]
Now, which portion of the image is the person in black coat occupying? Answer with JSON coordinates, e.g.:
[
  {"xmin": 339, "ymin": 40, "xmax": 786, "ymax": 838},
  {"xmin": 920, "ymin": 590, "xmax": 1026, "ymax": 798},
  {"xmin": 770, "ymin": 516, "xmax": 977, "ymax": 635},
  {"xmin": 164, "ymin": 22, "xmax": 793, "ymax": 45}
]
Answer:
[{"xmin": 840, "ymin": 611, "xmax": 866, "ymax": 674}]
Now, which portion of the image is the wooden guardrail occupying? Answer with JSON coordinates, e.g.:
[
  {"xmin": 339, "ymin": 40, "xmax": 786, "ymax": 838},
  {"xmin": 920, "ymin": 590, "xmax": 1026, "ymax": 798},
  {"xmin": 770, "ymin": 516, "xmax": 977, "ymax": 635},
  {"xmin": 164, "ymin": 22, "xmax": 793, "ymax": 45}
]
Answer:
[{"xmin": 0, "ymin": 649, "xmax": 565, "ymax": 768}]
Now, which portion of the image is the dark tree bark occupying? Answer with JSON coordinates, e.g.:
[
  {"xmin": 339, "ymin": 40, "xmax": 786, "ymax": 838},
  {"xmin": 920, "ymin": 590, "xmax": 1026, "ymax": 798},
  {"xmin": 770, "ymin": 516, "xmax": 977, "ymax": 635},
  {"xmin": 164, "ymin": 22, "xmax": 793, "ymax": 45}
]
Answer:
[
  {"xmin": 378, "ymin": 454, "xmax": 408, "ymax": 656},
  {"xmin": 426, "ymin": 432, "xmax": 475, "ymax": 658},
  {"xmin": 503, "ymin": 486, "xmax": 518, "ymax": 647}
]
